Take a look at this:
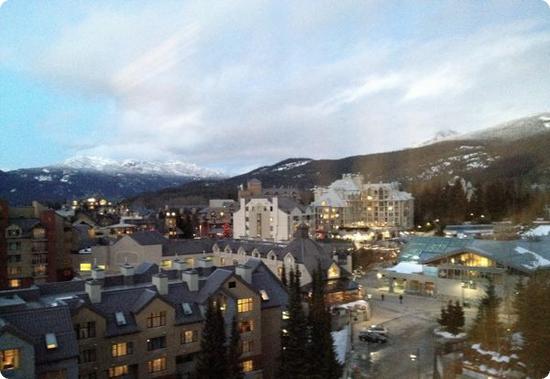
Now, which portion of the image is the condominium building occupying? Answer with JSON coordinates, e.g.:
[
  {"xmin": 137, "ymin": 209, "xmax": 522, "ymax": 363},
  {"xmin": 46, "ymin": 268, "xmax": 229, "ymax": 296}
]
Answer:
[
  {"xmin": 232, "ymin": 197, "xmax": 314, "ymax": 242},
  {"xmin": 0, "ymin": 200, "xmax": 74, "ymax": 290},
  {"xmin": 312, "ymin": 174, "xmax": 414, "ymax": 234},
  {"xmin": 0, "ymin": 258, "xmax": 287, "ymax": 379}
]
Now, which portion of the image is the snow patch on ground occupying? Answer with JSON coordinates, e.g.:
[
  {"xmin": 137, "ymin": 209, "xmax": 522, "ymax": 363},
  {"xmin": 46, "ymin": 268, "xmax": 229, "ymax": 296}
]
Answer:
[
  {"xmin": 434, "ymin": 328, "xmax": 466, "ymax": 339},
  {"xmin": 331, "ymin": 328, "xmax": 349, "ymax": 364},
  {"xmin": 515, "ymin": 246, "xmax": 550, "ymax": 268},
  {"xmin": 34, "ymin": 175, "xmax": 53, "ymax": 182},
  {"xmin": 60, "ymin": 175, "xmax": 71, "ymax": 183},
  {"xmin": 10, "ymin": 188, "xmax": 16, "ymax": 192},
  {"xmin": 333, "ymin": 300, "xmax": 369, "ymax": 310},
  {"xmin": 523, "ymin": 225, "xmax": 550, "ymax": 237},
  {"xmin": 272, "ymin": 159, "xmax": 312, "ymax": 172}
]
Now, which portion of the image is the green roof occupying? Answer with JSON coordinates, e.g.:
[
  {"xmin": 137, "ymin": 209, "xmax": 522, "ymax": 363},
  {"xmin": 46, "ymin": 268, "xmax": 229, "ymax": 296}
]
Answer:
[{"xmin": 400, "ymin": 237, "xmax": 550, "ymax": 274}]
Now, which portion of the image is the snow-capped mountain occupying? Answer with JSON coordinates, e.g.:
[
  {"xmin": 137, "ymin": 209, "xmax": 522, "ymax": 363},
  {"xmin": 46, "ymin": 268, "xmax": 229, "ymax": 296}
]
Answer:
[
  {"xmin": 57, "ymin": 156, "xmax": 224, "ymax": 178},
  {"xmin": 417, "ymin": 129, "xmax": 460, "ymax": 147},
  {"xmin": 0, "ymin": 157, "xmax": 225, "ymax": 205}
]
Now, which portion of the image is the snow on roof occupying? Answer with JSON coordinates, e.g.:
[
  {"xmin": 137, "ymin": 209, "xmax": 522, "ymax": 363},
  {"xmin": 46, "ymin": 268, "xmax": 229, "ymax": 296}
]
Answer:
[
  {"xmin": 386, "ymin": 261, "xmax": 423, "ymax": 274},
  {"xmin": 515, "ymin": 246, "xmax": 550, "ymax": 269},
  {"xmin": 524, "ymin": 225, "xmax": 550, "ymax": 237}
]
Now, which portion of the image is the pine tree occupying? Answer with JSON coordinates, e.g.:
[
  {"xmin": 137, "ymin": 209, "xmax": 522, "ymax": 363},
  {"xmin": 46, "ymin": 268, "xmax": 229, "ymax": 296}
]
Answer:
[
  {"xmin": 195, "ymin": 299, "xmax": 227, "ymax": 378},
  {"xmin": 281, "ymin": 263, "xmax": 288, "ymax": 288},
  {"xmin": 438, "ymin": 304, "xmax": 449, "ymax": 330},
  {"xmin": 515, "ymin": 271, "xmax": 550, "ymax": 378},
  {"xmin": 468, "ymin": 280, "xmax": 503, "ymax": 350},
  {"xmin": 227, "ymin": 316, "xmax": 243, "ymax": 379},
  {"xmin": 279, "ymin": 266, "xmax": 308, "ymax": 379},
  {"xmin": 308, "ymin": 267, "xmax": 342, "ymax": 379}
]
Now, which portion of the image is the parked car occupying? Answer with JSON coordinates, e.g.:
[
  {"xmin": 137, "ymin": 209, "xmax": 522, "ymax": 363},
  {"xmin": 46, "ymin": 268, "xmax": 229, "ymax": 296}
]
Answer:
[
  {"xmin": 359, "ymin": 331, "xmax": 387, "ymax": 343},
  {"xmin": 366, "ymin": 324, "xmax": 388, "ymax": 336}
]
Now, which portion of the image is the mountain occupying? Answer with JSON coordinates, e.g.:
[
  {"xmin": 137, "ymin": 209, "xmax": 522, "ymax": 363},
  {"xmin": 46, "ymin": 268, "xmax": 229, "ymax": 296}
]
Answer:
[
  {"xmin": 0, "ymin": 157, "xmax": 224, "ymax": 205},
  {"xmin": 417, "ymin": 129, "xmax": 460, "ymax": 147},
  {"xmin": 129, "ymin": 112, "xmax": 550, "ymax": 208}
]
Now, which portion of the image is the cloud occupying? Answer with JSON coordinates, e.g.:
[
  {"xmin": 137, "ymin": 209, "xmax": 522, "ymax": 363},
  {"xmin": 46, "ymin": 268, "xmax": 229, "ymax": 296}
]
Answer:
[
  {"xmin": 0, "ymin": 0, "xmax": 7, "ymax": 8},
  {"xmin": 3, "ymin": 1, "xmax": 550, "ymax": 174}
]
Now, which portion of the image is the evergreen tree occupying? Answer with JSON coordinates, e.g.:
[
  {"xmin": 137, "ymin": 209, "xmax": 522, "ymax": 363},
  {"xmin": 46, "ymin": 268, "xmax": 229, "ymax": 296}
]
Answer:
[
  {"xmin": 195, "ymin": 299, "xmax": 227, "ymax": 378},
  {"xmin": 281, "ymin": 263, "xmax": 288, "ymax": 288},
  {"xmin": 468, "ymin": 280, "xmax": 503, "ymax": 351},
  {"xmin": 308, "ymin": 267, "xmax": 342, "ymax": 379},
  {"xmin": 515, "ymin": 271, "xmax": 550, "ymax": 378},
  {"xmin": 278, "ymin": 266, "xmax": 308, "ymax": 379},
  {"xmin": 438, "ymin": 304, "xmax": 449, "ymax": 330},
  {"xmin": 227, "ymin": 316, "xmax": 243, "ymax": 379}
]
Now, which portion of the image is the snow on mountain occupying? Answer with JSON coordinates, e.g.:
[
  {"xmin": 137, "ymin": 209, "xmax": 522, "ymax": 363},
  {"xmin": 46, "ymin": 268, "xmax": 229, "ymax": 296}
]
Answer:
[
  {"xmin": 417, "ymin": 129, "xmax": 460, "ymax": 147},
  {"xmin": 55, "ymin": 156, "xmax": 224, "ymax": 178}
]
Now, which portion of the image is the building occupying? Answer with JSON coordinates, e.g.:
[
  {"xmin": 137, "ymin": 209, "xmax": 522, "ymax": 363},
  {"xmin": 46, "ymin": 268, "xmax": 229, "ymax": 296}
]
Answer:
[
  {"xmin": 0, "ymin": 200, "xmax": 74, "ymax": 290},
  {"xmin": 380, "ymin": 236, "xmax": 550, "ymax": 316},
  {"xmin": 312, "ymin": 174, "xmax": 414, "ymax": 236},
  {"xmin": 197, "ymin": 199, "xmax": 237, "ymax": 238},
  {"xmin": 238, "ymin": 178, "xmax": 304, "ymax": 203},
  {"xmin": 232, "ymin": 197, "xmax": 314, "ymax": 242},
  {"xmin": 0, "ymin": 258, "xmax": 287, "ymax": 379},
  {"xmin": 213, "ymin": 225, "xmax": 362, "ymax": 305}
]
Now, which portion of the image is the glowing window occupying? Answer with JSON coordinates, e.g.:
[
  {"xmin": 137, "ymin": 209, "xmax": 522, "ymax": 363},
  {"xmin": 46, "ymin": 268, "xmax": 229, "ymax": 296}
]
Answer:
[
  {"xmin": 181, "ymin": 330, "xmax": 198, "ymax": 344},
  {"xmin": 242, "ymin": 359, "xmax": 254, "ymax": 372},
  {"xmin": 80, "ymin": 263, "xmax": 92, "ymax": 272},
  {"xmin": 237, "ymin": 298, "xmax": 253, "ymax": 313},
  {"xmin": 108, "ymin": 365, "xmax": 128, "ymax": 378},
  {"xmin": 111, "ymin": 342, "xmax": 133, "ymax": 357},
  {"xmin": 260, "ymin": 290, "xmax": 270, "ymax": 301},
  {"xmin": 161, "ymin": 259, "xmax": 172, "ymax": 269},
  {"xmin": 147, "ymin": 357, "xmax": 166, "ymax": 373},
  {"xmin": 239, "ymin": 320, "xmax": 254, "ymax": 333},
  {"xmin": 327, "ymin": 264, "xmax": 340, "ymax": 279},
  {"xmin": 45, "ymin": 333, "xmax": 58, "ymax": 350},
  {"xmin": 8, "ymin": 279, "xmax": 21, "ymax": 288},
  {"xmin": 0, "ymin": 349, "xmax": 20, "ymax": 370}
]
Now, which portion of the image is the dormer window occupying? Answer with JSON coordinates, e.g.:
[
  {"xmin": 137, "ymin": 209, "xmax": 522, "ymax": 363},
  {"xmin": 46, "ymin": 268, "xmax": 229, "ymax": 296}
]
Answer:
[
  {"xmin": 182, "ymin": 303, "xmax": 193, "ymax": 316},
  {"xmin": 115, "ymin": 312, "xmax": 127, "ymax": 326},
  {"xmin": 45, "ymin": 333, "xmax": 58, "ymax": 350},
  {"xmin": 259, "ymin": 290, "xmax": 270, "ymax": 301}
]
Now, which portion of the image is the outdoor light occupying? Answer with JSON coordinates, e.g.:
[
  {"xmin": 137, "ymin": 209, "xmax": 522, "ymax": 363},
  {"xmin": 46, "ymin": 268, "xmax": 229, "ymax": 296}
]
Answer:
[
  {"xmin": 376, "ymin": 273, "xmax": 383, "ymax": 279},
  {"xmin": 409, "ymin": 353, "xmax": 417, "ymax": 361}
]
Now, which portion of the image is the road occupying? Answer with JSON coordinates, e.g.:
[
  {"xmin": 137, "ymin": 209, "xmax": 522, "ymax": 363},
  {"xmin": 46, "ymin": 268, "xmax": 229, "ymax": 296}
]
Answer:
[{"xmin": 345, "ymin": 270, "xmax": 477, "ymax": 379}]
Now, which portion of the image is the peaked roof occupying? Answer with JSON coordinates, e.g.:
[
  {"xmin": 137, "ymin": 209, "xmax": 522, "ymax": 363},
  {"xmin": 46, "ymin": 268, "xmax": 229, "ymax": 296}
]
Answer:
[{"xmin": 128, "ymin": 230, "xmax": 168, "ymax": 246}]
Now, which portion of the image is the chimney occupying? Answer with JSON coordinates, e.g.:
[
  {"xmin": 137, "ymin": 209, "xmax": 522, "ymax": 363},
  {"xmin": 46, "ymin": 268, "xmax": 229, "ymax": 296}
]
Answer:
[
  {"xmin": 182, "ymin": 269, "xmax": 199, "ymax": 291},
  {"xmin": 173, "ymin": 258, "xmax": 188, "ymax": 272},
  {"xmin": 236, "ymin": 264, "xmax": 252, "ymax": 284},
  {"xmin": 332, "ymin": 251, "xmax": 339, "ymax": 263},
  {"xmin": 91, "ymin": 267, "xmax": 105, "ymax": 281},
  {"xmin": 120, "ymin": 262, "xmax": 135, "ymax": 286},
  {"xmin": 152, "ymin": 272, "xmax": 169, "ymax": 296},
  {"xmin": 85, "ymin": 279, "xmax": 102, "ymax": 303},
  {"xmin": 198, "ymin": 256, "xmax": 213, "ymax": 269}
]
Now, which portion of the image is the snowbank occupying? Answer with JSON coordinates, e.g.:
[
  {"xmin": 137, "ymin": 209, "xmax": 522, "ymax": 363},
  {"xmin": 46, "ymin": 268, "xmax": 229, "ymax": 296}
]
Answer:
[
  {"xmin": 515, "ymin": 246, "xmax": 550, "ymax": 268},
  {"xmin": 434, "ymin": 328, "xmax": 466, "ymax": 339},
  {"xmin": 524, "ymin": 225, "xmax": 550, "ymax": 238},
  {"xmin": 334, "ymin": 300, "xmax": 369, "ymax": 310},
  {"xmin": 331, "ymin": 328, "xmax": 349, "ymax": 364}
]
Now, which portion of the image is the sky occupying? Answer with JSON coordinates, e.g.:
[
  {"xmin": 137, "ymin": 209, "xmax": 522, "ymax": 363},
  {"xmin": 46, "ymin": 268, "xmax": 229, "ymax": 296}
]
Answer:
[{"xmin": 1, "ymin": 1, "xmax": 550, "ymax": 175}]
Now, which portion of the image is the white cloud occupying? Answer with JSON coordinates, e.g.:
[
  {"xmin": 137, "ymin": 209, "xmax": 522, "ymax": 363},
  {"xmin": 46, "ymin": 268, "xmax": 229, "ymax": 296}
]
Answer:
[{"xmin": 3, "ymin": 1, "xmax": 550, "ymax": 173}]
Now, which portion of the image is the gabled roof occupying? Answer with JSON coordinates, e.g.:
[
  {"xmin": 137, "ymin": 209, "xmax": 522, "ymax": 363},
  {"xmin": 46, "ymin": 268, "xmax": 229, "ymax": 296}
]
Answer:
[
  {"xmin": 128, "ymin": 230, "xmax": 168, "ymax": 246},
  {"xmin": 7, "ymin": 218, "xmax": 42, "ymax": 236}
]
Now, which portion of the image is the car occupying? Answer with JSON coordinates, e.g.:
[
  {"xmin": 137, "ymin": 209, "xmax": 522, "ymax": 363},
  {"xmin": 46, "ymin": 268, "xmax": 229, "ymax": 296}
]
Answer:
[
  {"xmin": 358, "ymin": 331, "xmax": 387, "ymax": 343},
  {"xmin": 366, "ymin": 324, "xmax": 388, "ymax": 336}
]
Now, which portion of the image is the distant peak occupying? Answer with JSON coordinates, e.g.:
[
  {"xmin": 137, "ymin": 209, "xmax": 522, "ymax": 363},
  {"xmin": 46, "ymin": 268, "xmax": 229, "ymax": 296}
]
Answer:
[{"xmin": 417, "ymin": 129, "xmax": 460, "ymax": 147}]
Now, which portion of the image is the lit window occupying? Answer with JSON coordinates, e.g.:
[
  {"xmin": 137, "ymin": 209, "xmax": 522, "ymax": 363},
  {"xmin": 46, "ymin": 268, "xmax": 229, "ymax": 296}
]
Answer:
[
  {"xmin": 259, "ymin": 290, "xmax": 270, "ymax": 301},
  {"xmin": 327, "ymin": 264, "xmax": 339, "ymax": 279},
  {"xmin": 45, "ymin": 333, "xmax": 58, "ymax": 350},
  {"xmin": 237, "ymin": 298, "xmax": 253, "ymax": 313},
  {"xmin": 111, "ymin": 342, "xmax": 133, "ymax": 357},
  {"xmin": 282, "ymin": 310, "xmax": 290, "ymax": 320},
  {"xmin": 146, "ymin": 311, "xmax": 166, "ymax": 328},
  {"xmin": 108, "ymin": 365, "xmax": 128, "ymax": 378},
  {"xmin": 148, "ymin": 357, "xmax": 167, "ymax": 373},
  {"xmin": 161, "ymin": 259, "xmax": 172, "ymax": 269},
  {"xmin": 80, "ymin": 263, "xmax": 92, "ymax": 272},
  {"xmin": 242, "ymin": 359, "xmax": 254, "ymax": 373},
  {"xmin": 8, "ymin": 279, "xmax": 21, "ymax": 288},
  {"xmin": 182, "ymin": 303, "xmax": 193, "ymax": 316},
  {"xmin": 239, "ymin": 320, "xmax": 254, "ymax": 333},
  {"xmin": 0, "ymin": 349, "xmax": 20, "ymax": 371},
  {"xmin": 181, "ymin": 330, "xmax": 198, "ymax": 344},
  {"xmin": 241, "ymin": 340, "xmax": 253, "ymax": 353}
]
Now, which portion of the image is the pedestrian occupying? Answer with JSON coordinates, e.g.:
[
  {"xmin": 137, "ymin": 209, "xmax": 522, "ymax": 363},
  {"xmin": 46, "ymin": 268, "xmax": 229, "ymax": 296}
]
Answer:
[
  {"xmin": 381, "ymin": 293, "xmax": 385, "ymax": 301},
  {"xmin": 399, "ymin": 294, "xmax": 403, "ymax": 304}
]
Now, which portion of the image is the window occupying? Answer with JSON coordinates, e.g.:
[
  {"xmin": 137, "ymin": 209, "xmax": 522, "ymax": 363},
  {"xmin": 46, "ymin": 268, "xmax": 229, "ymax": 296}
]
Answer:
[
  {"xmin": 79, "ymin": 373, "xmax": 97, "ymax": 379},
  {"xmin": 115, "ymin": 312, "xmax": 127, "ymax": 326},
  {"xmin": 108, "ymin": 365, "xmax": 128, "ymax": 378},
  {"xmin": 148, "ymin": 357, "xmax": 167, "ymax": 373},
  {"xmin": 242, "ymin": 359, "xmax": 254, "ymax": 373},
  {"xmin": 80, "ymin": 263, "xmax": 92, "ymax": 272},
  {"xmin": 237, "ymin": 298, "xmax": 253, "ymax": 313},
  {"xmin": 228, "ymin": 281, "xmax": 236, "ymax": 288},
  {"xmin": 259, "ymin": 290, "xmax": 270, "ymax": 301},
  {"xmin": 161, "ymin": 259, "xmax": 172, "ymax": 269},
  {"xmin": 176, "ymin": 354, "xmax": 194, "ymax": 364},
  {"xmin": 282, "ymin": 310, "xmax": 290, "ymax": 320},
  {"xmin": 147, "ymin": 336, "xmax": 166, "ymax": 351},
  {"xmin": 181, "ymin": 330, "xmax": 198, "ymax": 344},
  {"xmin": 45, "ymin": 333, "xmax": 58, "ymax": 350},
  {"xmin": 239, "ymin": 320, "xmax": 254, "ymax": 333},
  {"xmin": 75, "ymin": 322, "xmax": 96, "ymax": 339},
  {"xmin": 241, "ymin": 340, "xmax": 253, "ymax": 353},
  {"xmin": 79, "ymin": 348, "xmax": 97, "ymax": 364},
  {"xmin": 7, "ymin": 255, "xmax": 21, "ymax": 263},
  {"xmin": 7, "ymin": 228, "xmax": 20, "ymax": 237},
  {"xmin": 7, "ymin": 266, "xmax": 22, "ymax": 276},
  {"xmin": 111, "ymin": 342, "xmax": 133, "ymax": 357},
  {"xmin": 182, "ymin": 303, "xmax": 193, "ymax": 316},
  {"xmin": 8, "ymin": 242, "xmax": 20, "ymax": 251},
  {"xmin": 8, "ymin": 279, "xmax": 21, "ymax": 288},
  {"xmin": 0, "ymin": 349, "xmax": 19, "ymax": 371},
  {"xmin": 146, "ymin": 311, "xmax": 166, "ymax": 328}
]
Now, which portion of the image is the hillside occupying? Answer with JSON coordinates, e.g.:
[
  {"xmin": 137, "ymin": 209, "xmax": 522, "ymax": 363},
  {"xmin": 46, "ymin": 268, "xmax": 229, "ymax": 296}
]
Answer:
[{"xmin": 129, "ymin": 113, "xmax": 550, "ymax": 208}]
